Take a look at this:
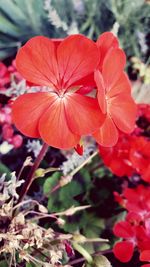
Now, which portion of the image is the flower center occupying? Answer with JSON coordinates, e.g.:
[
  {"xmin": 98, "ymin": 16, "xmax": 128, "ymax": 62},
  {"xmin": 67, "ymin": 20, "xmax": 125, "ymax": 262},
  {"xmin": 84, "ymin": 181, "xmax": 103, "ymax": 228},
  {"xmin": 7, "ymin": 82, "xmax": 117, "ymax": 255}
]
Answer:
[{"xmin": 58, "ymin": 91, "xmax": 65, "ymax": 98}]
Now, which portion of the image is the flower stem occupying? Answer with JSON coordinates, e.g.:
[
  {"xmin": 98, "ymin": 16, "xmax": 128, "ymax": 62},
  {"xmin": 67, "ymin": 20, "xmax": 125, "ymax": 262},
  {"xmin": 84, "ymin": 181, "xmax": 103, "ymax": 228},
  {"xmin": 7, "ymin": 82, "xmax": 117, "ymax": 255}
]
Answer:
[
  {"xmin": 17, "ymin": 142, "xmax": 49, "ymax": 203},
  {"xmin": 68, "ymin": 249, "xmax": 112, "ymax": 265}
]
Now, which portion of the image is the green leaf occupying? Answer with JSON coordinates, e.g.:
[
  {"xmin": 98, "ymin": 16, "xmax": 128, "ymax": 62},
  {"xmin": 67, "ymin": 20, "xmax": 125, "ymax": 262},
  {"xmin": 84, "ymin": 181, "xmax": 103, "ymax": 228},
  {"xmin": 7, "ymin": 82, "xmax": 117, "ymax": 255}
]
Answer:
[
  {"xmin": 59, "ymin": 180, "xmax": 82, "ymax": 202},
  {"xmin": 0, "ymin": 163, "xmax": 11, "ymax": 177},
  {"xmin": 43, "ymin": 171, "xmax": 61, "ymax": 195},
  {"xmin": 26, "ymin": 263, "xmax": 36, "ymax": 267},
  {"xmin": 47, "ymin": 179, "xmax": 81, "ymax": 212},
  {"xmin": 93, "ymin": 255, "xmax": 112, "ymax": 267},
  {"xmin": 79, "ymin": 168, "xmax": 92, "ymax": 190},
  {"xmin": 0, "ymin": 260, "xmax": 8, "ymax": 267},
  {"xmin": 84, "ymin": 255, "xmax": 112, "ymax": 267}
]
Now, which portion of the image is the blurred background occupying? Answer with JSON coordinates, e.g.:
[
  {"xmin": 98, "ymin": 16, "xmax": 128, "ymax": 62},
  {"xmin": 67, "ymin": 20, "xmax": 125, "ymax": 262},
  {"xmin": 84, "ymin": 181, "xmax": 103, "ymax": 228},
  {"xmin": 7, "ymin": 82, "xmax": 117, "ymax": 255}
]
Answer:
[{"xmin": 0, "ymin": 0, "xmax": 150, "ymax": 102}]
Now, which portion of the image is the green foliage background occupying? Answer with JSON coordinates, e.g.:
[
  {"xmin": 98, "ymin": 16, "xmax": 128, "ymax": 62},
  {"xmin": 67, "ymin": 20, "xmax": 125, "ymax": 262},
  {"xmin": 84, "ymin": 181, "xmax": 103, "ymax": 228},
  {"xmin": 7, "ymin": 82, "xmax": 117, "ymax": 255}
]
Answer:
[{"xmin": 0, "ymin": 0, "xmax": 150, "ymax": 60}]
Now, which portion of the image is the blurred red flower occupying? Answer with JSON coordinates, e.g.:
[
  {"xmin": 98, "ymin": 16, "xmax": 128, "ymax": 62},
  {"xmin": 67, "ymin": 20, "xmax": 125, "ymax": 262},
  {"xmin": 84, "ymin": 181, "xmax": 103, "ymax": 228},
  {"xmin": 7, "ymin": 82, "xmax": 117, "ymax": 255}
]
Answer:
[
  {"xmin": 0, "ymin": 62, "xmax": 10, "ymax": 90},
  {"xmin": 99, "ymin": 104, "xmax": 150, "ymax": 180},
  {"xmin": 113, "ymin": 221, "xmax": 136, "ymax": 262},
  {"xmin": 99, "ymin": 133, "xmax": 134, "ymax": 177},
  {"xmin": 130, "ymin": 136, "xmax": 150, "ymax": 182},
  {"xmin": 113, "ymin": 185, "xmax": 150, "ymax": 264}
]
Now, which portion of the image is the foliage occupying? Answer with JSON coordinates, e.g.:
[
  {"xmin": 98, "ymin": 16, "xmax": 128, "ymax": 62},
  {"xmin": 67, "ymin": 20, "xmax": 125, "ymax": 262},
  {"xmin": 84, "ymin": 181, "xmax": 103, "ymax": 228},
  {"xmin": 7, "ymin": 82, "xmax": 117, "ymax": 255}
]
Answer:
[
  {"xmin": 0, "ymin": 0, "xmax": 56, "ymax": 59},
  {"xmin": 0, "ymin": 0, "xmax": 150, "ymax": 60}
]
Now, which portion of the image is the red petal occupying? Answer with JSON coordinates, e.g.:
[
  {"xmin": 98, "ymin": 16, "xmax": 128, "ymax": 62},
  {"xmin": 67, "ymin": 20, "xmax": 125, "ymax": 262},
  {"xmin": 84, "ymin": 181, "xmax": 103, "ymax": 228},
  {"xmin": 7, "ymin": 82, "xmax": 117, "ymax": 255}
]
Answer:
[
  {"xmin": 57, "ymin": 34, "xmax": 99, "ymax": 89},
  {"xmin": 96, "ymin": 32, "xmax": 119, "ymax": 70},
  {"xmin": 16, "ymin": 36, "xmax": 59, "ymax": 89},
  {"xmin": 140, "ymin": 250, "xmax": 150, "ymax": 261},
  {"xmin": 113, "ymin": 241, "xmax": 134, "ymax": 262},
  {"xmin": 94, "ymin": 70, "xmax": 106, "ymax": 114},
  {"xmin": 76, "ymin": 85, "xmax": 94, "ymax": 95},
  {"xmin": 141, "ymin": 265, "xmax": 150, "ymax": 267},
  {"xmin": 74, "ymin": 73, "xmax": 95, "ymax": 94},
  {"xmin": 93, "ymin": 115, "xmax": 118, "ymax": 147},
  {"xmin": 74, "ymin": 143, "xmax": 83, "ymax": 155},
  {"xmin": 113, "ymin": 221, "xmax": 135, "ymax": 238},
  {"xmin": 12, "ymin": 92, "xmax": 57, "ymax": 137},
  {"xmin": 64, "ymin": 93, "xmax": 105, "ymax": 135},
  {"xmin": 51, "ymin": 38, "xmax": 63, "ymax": 48},
  {"xmin": 108, "ymin": 93, "xmax": 137, "ymax": 133},
  {"xmin": 39, "ymin": 98, "xmax": 80, "ymax": 149},
  {"xmin": 102, "ymin": 48, "xmax": 126, "ymax": 91},
  {"xmin": 129, "ymin": 137, "xmax": 150, "ymax": 182},
  {"xmin": 107, "ymin": 72, "xmax": 131, "ymax": 98}
]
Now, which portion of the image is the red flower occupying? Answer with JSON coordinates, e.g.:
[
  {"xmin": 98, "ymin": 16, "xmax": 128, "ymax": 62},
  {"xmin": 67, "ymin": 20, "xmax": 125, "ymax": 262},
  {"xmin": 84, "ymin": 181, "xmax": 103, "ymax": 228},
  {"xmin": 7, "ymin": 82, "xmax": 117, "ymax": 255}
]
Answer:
[
  {"xmin": 122, "ymin": 185, "xmax": 150, "ymax": 216},
  {"xmin": 113, "ymin": 241, "xmax": 134, "ymax": 263},
  {"xmin": 113, "ymin": 219, "xmax": 150, "ymax": 263},
  {"xmin": 8, "ymin": 59, "xmax": 23, "ymax": 82},
  {"xmin": 140, "ymin": 250, "xmax": 150, "ymax": 262},
  {"xmin": 0, "ymin": 62, "xmax": 10, "ymax": 90},
  {"xmin": 87, "ymin": 32, "xmax": 137, "ymax": 146},
  {"xmin": 113, "ymin": 221, "xmax": 136, "ymax": 262},
  {"xmin": 130, "ymin": 137, "xmax": 150, "ymax": 182},
  {"xmin": 113, "ymin": 184, "xmax": 150, "ymax": 263},
  {"xmin": 99, "ymin": 104, "xmax": 150, "ymax": 178},
  {"xmin": 99, "ymin": 134, "xmax": 134, "ymax": 177},
  {"xmin": 12, "ymin": 35, "xmax": 105, "ymax": 149},
  {"xmin": 93, "ymin": 47, "xmax": 137, "ymax": 146}
]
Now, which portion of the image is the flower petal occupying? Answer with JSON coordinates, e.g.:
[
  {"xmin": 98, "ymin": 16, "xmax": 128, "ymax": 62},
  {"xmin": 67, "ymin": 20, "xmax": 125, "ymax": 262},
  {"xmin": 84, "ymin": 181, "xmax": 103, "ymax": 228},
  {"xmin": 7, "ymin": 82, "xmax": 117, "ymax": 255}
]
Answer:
[
  {"xmin": 94, "ymin": 70, "xmax": 106, "ymax": 114},
  {"xmin": 102, "ymin": 48, "xmax": 126, "ymax": 91},
  {"xmin": 12, "ymin": 92, "xmax": 57, "ymax": 137},
  {"xmin": 96, "ymin": 32, "xmax": 119, "ymax": 70},
  {"xmin": 113, "ymin": 221, "xmax": 135, "ymax": 238},
  {"xmin": 16, "ymin": 36, "xmax": 59, "ymax": 89},
  {"xmin": 113, "ymin": 241, "xmax": 134, "ymax": 262},
  {"xmin": 64, "ymin": 93, "xmax": 105, "ymax": 135},
  {"xmin": 93, "ymin": 115, "xmax": 118, "ymax": 147},
  {"xmin": 107, "ymin": 72, "xmax": 131, "ymax": 98},
  {"xmin": 140, "ymin": 250, "xmax": 150, "ymax": 261},
  {"xmin": 39, "ymin": 98, "xmax": 80, "ymax": 149},
  {"xmin": 57, "ymin": 34, "xmax": 99, "ymax": 89},
  {"xmin": 109, "ymin": 93, "xmax": 137, "ymax": 133}
]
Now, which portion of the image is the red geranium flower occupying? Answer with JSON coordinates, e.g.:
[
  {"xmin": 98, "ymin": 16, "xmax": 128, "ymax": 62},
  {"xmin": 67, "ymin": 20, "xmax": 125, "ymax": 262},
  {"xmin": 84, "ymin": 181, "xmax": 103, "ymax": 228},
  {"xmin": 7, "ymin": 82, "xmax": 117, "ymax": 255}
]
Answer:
[
  {"xmin": 93, "ymin": 47, "xmax": 137, "ymax": 146},
  {"xmin": 140, "ymin": 250, "xmax": 150, "ymax": 262},
  {"xmin": 113, "ymin": 221, "xmax": 136, "ymax": 262},
  {"xmin": 123, "ymin": 185, "xmax": 150, "ymax": 215},
  {"xmin": 86, "ymin": 32, "xmax": 137, "ymax": 146},
  {"xmin": 99, "ymin": 134, "xmax": 134, "ymax": 177},
  {"xmin": 130, "ymin": 136, "xmax": 150, "ymax": 182},
  {"xmin": 12, "ymin": 35, "xmax": 105, "ymax": 149}
]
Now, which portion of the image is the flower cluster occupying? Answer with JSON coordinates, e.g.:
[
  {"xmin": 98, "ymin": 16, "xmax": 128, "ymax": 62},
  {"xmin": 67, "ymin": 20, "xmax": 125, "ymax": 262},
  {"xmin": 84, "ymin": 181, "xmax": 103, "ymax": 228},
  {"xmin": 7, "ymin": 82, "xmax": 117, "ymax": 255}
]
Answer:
[
  {"xmin": 99, "ymin": 104, "xmax": 150, "ymax": 181},
  {"xmin": 113, "ymin": 185, "xmax": 150, "ymax": 267},
  {"xmin": 0, "ymin": 60, "xmax": 24, "ymax": 151},
  {"xmin": 0, "ymin": 60, "xmax": 22, "ymax": 92},
  {"xmin": 0, "ymin": 102, "xmax": 23, "ymax": 149},
  {"xmin": 0, "ymin": 62, "xmax": 10, "ymax": 90},
  {"xmin": 11, "ymin": 32, "xmax": 136, "ymax": 150}
]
